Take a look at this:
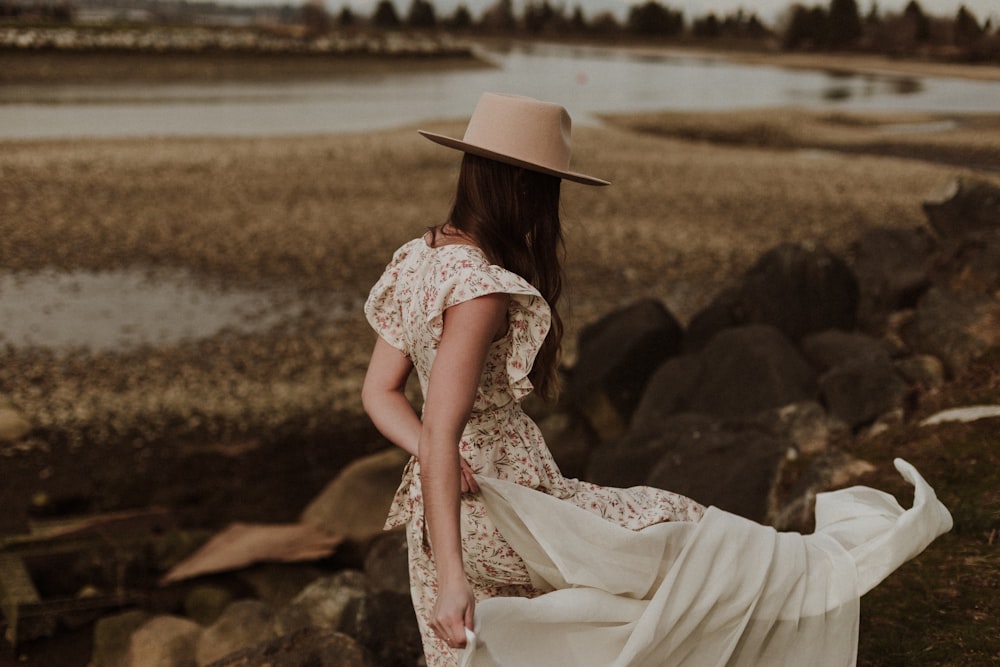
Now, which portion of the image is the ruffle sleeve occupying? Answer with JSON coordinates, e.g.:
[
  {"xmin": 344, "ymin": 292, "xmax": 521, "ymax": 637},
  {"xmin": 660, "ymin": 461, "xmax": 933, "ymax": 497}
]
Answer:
[
  {"xmin": 363, "ymin": 239, "xmax": 418, "ymax": 353},
  {"xmin": 429, "ymin": 248, "xmax": 552, "ymax": 401}
]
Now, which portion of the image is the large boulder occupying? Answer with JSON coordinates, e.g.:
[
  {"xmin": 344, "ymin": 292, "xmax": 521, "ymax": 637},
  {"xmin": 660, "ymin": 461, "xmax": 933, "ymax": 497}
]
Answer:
[
  {"xmin": 301, "ymin": 447, "xmax": 409, "ymax": 542},
  {"xmin": 904, "ymin": 286, "xmax": 1000, "ymax": 377},
  {"xmin": 643, "ymin": 420, "xmax": 792, "ymax": 523},
  {"xmin": 585, "ymin": 413, "xmax": 718, "ymax": 488},
  {"xmin": 125, "ymin": 615, "xmax": 202, "ymax": 667},
  {"xmin": 846, "ymin": 226, "xmax": 933, "ymax": 330},
  {"xmin": 196, "ymin": 600, "xmax": 278, "ymax": 667},
  {"xmin": 363, "ymin": 530, "xmax": 410, "ymax": 595},
  {"xmin": 818, "ymin": 357, "xmax": 909, "ymax": 430},
  {"xmin": 731, "ymin": 242, "xmax": 860, "ymax": 342},
  {"xmin": 800, "ymin": 329, "xmax": 893, "ymax": 371},
  {"xmin": 91, "ymin": 610, "xmax": 152, "ymax": 667},
  {"xmin": 922, "ymin": 176, "xmax": 1000, "ymax": 239},
  {"xmin": 278, "ymin": 570, "xmax": 371, "ymax": 636},
  {"xmin": 339, "ymin": 590, "xmax": 423, "ymax": 667},
  {"xmin": 686, "ymin": 325, "xmax": 817, "ymax": 419},
  {"xmin": 568, "ymin": 298, "xmax": 685, "ymax": 440}
]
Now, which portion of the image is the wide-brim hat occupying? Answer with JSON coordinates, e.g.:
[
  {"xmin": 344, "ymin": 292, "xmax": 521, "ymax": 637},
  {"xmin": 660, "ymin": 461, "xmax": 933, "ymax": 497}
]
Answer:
[{"xmin": 418, "ymin": 92, "xmax": 609, "ymax": 186}]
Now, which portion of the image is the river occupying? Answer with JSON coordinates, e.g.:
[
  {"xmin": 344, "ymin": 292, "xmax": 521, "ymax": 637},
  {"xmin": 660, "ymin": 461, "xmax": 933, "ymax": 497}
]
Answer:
[{"xmin": 1, "ymin": 42, "xmax": 999, "ymax": 140}]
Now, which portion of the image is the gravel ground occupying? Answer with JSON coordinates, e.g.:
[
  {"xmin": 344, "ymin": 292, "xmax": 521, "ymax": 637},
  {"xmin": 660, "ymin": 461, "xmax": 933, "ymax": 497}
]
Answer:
[{"xmin": 1, "ymin": 90, "xmax": 997, "ymax": 535}]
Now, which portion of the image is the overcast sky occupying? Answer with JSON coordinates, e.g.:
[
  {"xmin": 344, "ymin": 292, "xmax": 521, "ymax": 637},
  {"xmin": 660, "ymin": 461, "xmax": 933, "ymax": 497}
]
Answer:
[{"xmin": 335, "ymin": 0, "xmax": 999, "ymax": 25}]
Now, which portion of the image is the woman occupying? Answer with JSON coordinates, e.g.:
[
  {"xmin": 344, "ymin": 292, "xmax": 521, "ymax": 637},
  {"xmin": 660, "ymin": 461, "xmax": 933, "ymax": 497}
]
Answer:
[{"xmin": 363, "ymin": 93, "xmax": 952, "ymax": 667}]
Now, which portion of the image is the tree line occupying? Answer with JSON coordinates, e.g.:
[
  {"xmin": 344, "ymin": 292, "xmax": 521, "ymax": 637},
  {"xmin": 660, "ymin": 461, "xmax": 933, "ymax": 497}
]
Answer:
[
  {"xmin": 317, "ymin": 0, "xmax": 998, "ymax": 63},
  {"xmin": 3, "ymin": 0, "xmax": 998, "ymax": 63}
]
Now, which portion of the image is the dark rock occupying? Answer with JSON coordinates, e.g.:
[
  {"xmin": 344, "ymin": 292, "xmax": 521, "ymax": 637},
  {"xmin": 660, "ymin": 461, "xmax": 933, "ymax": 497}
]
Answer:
[
  {"xmin": 278, "ymin": 570, "xmax": 370, "ymax": 635},
  {"xmin": 753, "ymin": 401, "xmax": 838, "ymax": 456},
  {"xmin": 645, "ymin": 421, "xmax": 791, "ymax": 523},
  {"xmin": 91, "ymin": 609, "xmax": 152, "ymax": 667},
  {"xmin": 195, "ymin": 599, "xmax": 278, "ymax": 667},
  {"xmin": 732, "ymin": 242, "xmax": 860, "ymax": 342},
  {"xmin": 847, "ymin": 226, "xmax": 934, "ymax": 330},
  {"xmin": 184, "ymin": 585, "xmax": 236, "ymax": 626},
  {"xmin": 363, "ymin": 529, "xmax": 410, "ymax": 595},
  {"xmin": 818, "ymin": 357, "xmax": 909, "ymax": 429},
  {"xmin": 800, "ymin": 329, "xmax": 892, "ymax": 372},
  {"xmin": 904, "ymin": 286, "xmax": 1000, "ymax": 377},
  {"xmin": 569, "ymin": 298, "xmax": 685, "ymax": 439},
  {"xmin": 204, "ymin": 628, "xmax": 375, "ymax": 667},
  {"xmin": 894, "ymin": 354, "xmax": 946, "ymax": 390},
  {"xmin": 686, "ymin": 325, "xmax": 817, "ymax": 419},
  {"xmin": 684, "ymin": 287, "xmax": 740, "ymax": 353},
  {"xmin": 922, "ymin": 177, "xmax": 1000, "ymax": 239},
  {"xmin": 933, "ymin": 228, "xmax": 1000, "ymax": 294},
  {"xmin": 340, "ymin": 590, "xmax": 423, "ymax": 667},
  {"xmin": 537, "ymin": 412, "xmax": 596, "ymax": 479},
  {"xmin": 629, "ymin": 354, "xmax": 704, "ymax": 433},
  {"xmin": 585, "ymin": 413, "xmax": 717, "ymax": 488}
]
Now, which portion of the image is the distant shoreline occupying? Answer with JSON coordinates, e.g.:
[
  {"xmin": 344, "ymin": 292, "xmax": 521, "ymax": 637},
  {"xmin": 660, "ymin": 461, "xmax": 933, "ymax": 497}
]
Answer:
[{"xmin": 3, "ymin": 33, "xmax": 1000, "ymax": 85}]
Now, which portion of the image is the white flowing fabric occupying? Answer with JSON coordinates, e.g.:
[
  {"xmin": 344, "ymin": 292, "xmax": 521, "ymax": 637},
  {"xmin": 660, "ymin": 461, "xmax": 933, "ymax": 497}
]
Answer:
[{"xmin": 459, "ymin": 458, "xmax": 952, "ymax": 667}]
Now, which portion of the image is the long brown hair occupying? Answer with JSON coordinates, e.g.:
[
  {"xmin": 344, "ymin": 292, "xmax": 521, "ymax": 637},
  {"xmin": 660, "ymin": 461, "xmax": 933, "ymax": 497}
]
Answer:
[{"xmin": 440, "ymin": 153, "xmax": 564, "ymax": 401}]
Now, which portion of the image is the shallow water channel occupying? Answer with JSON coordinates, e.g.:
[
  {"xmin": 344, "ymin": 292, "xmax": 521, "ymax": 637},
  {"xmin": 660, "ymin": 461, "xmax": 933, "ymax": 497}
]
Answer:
[{"xmin": 0, "ymin": 269, "xmax": 345, "ymax": 351}]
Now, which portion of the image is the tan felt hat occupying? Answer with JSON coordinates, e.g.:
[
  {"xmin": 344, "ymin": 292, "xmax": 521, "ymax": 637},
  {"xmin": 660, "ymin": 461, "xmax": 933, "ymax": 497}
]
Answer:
[{"xmin": 419, "ymin": 92, "xmax": 609, "ymax": 186}]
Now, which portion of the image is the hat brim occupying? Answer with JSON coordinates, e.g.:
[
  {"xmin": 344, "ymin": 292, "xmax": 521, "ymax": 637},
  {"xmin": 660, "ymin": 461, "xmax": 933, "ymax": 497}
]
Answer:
[{"xmin": 418, "ymin": 130, "xmax": 610, "ymax": 187}]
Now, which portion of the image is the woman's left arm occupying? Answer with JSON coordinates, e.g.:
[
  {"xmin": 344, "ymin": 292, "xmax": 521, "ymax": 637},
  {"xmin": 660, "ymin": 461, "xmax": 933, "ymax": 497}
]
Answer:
[{"xmin": 421, "ymin": 291, "xmax": 509, "ymax": 648}]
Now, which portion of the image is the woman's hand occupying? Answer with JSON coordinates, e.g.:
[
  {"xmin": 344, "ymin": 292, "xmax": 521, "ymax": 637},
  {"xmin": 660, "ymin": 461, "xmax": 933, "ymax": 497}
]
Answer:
[
  {"xmin": 460, "ymin": 457, "xmax": 480, "ymax": 495},
  {"xmin": 431, "ymin": 576, "xmax": 476, "ymax": 650}
]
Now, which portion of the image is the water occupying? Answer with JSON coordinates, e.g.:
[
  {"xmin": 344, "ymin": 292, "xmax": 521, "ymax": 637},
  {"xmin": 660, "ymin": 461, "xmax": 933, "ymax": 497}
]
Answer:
[
  {"xmin": 0, "ymin": 269, "xmax": 346, "ymax": 351},
  {"xmin": 1, "ymin": 42, "xmax": 998, "ymax": 140}
]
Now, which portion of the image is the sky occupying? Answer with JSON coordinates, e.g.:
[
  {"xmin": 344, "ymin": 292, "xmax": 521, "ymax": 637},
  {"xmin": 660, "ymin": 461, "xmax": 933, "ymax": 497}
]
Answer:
[{"xmin": 333, "ymin": 0, "xmax": 999, "ymax": 25}]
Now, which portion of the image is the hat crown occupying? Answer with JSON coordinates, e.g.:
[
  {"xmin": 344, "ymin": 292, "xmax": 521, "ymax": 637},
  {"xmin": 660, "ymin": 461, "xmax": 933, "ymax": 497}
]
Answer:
[
  {"xmin": 418, "ymin": 92, "xmax": 609, "ymax": 185},
  {"xmin": 462, "ymin": 93, "xmax": 573, "ymax": 173}
]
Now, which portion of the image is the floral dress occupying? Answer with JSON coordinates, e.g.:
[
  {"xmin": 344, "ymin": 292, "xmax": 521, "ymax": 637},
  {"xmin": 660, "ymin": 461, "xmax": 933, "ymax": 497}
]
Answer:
[{"xmin": 364, "ymin": 237, "xmax": 705, "ymax": 667}]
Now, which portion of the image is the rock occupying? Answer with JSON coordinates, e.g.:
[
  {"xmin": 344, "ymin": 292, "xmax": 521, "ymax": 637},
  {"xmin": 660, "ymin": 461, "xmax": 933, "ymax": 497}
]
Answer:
[
  {"xmin": 847, "ymin": 226, "xmax": 933, "ymax": 329},
  {"xmin": 800, "ymin": 329, "xmax": 893, "ymax": 372},
  {"xmin": 894, "ymin": 354, "xmax": 946, "ymax": 389},
  {"xmin": 683, "ymin": 287, "xmax": 740, "ymax": 353},
  {"xmin": 755, "ymin": 401, "xmax": 836, "ymax": 456},
  {"xmin": 686, "ymin": 325, "xmax": 817, "ymax": 419},
  {"xmin": 569, "ymin": 298, "xmax": 685, "ymax": 440},
  {"xmin": 278, "ymin": 570, "xmax": 371, "ymax": 635},
  {"xmin": 585, "ymin": 413, "xmax": 718, "ymax": 488},
  {"xmin": 629, "ymin": 354, "xmax": 703, "ymax": 433},
  {"xmin": 203, "ymin": 628, "xmax": 375, "ymax": 667},
  {"xmin": 300, "ymin": 447, "xmax": 409, "ymax": 542},
  {"xmin": 731, "ymin": 242, "xmax": 859, "ymax": 342},
  {"xmin": 238, "ymin": 563, "xmax": 325, "ymax": 608},
  {"xmin": 184, "ymin": 585, "xmax": 237, "ymax": 626},
  {"xmin": 644, "ymin": 419, "xmax": 792, "ymax": 523},
  {"xmin": 339, "ymin": 590, "xmax": 423, "ymax": 667},
  {"xmin": 196, "ymin": 599, "xmax": 278, "ymax": 667},
  {"xmin": 363, "ymin": 530, "xmax": 410, "ymax": 595},
  {"xmin": 0, "ymin": 406, "xmax": 31, "ymax": 442},
  {"xmin": 125, "ymin": 614, "xmax": 202, "ymax": 667},
  {"xmin": 536, "ymin": 412, "xmax": 595, "ymax": 479},
  {"xmin": 818, "ymin": 357, "xmax": 909, "ymax": 429},
  {"xmin": 922, "ymin": 177, "xmax": 1000, "ymax": 239},
  {"xmin": 91, "ymin": 610, "xmax": 151, "ymax": 667},
  {"xmin": 933, "ymin": 228, "xmax": 1000, "ymax": 293},
  {"xmin": 905, "ymin": 287, "xmax": 1000, "ymax": 376},
  {"xmin": 767, "ymin": 452, "xmax": 877, "ymax": 531}
]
